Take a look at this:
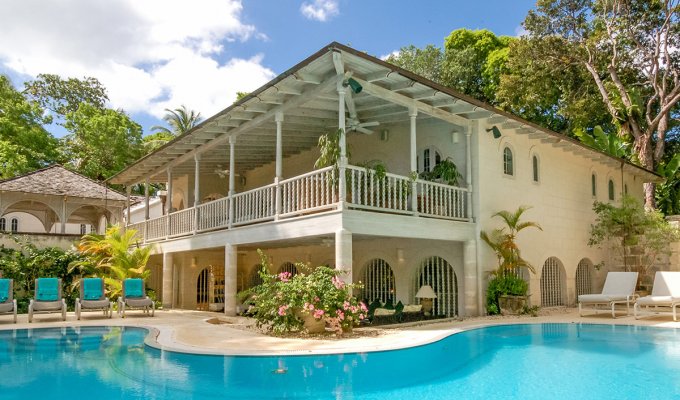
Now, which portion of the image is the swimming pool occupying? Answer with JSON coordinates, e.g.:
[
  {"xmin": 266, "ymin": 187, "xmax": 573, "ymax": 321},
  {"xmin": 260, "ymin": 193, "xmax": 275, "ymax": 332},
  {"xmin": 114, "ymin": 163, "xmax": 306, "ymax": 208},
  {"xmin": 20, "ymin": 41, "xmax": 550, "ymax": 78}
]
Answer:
[{"xmin": 1, "ymin": 323, "xmax": 679, "ymax": 399}]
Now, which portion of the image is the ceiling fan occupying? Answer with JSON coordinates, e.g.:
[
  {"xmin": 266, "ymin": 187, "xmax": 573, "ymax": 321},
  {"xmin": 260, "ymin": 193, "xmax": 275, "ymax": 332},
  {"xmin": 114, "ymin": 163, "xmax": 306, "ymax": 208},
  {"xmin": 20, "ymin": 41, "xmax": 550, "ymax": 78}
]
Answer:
[
  {"xmin": 214, "ymin": 165, "xmax": 239, "ymax": 179},
  {"xmin": 347, "ymin": 117, "xmax": 379, "ymax": 135}
]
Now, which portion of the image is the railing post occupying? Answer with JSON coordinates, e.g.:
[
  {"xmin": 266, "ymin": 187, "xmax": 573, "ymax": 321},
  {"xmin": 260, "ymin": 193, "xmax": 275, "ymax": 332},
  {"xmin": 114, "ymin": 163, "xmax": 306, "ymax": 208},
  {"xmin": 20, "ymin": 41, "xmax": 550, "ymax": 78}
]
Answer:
[
  {"xmin": 274, "ymin": 177, "xmax": 281, "ymax": 220},
  {"xmin": 228, "ymin": 136, "xmax": 236, "ymax": 229},
  {"xmin": 410, "ymin": 106, "xmax": 418, "ymax": 216}
]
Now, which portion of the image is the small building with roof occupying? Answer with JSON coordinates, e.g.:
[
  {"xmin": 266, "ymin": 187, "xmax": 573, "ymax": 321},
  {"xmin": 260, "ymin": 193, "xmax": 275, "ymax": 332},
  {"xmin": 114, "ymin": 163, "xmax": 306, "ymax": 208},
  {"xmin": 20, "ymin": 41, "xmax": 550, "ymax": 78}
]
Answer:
[{"xmin": 0, "ymin": 165, "xmax": 126, "ymax": 249}]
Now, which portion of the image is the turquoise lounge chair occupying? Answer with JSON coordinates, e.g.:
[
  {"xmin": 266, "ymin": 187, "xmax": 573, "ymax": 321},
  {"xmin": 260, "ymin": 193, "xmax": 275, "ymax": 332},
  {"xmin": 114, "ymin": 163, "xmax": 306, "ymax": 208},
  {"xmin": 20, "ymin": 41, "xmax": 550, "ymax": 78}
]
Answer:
[
  {"xmin": 0, "ymin": 278, "xmax": 17, "ymax": 323},
  {"xmin": 76, "ymin": 278, "xmax": 113, "ymax": 320},
  {"xmin": 118, "ymin": 278, "xmax": 155, "ymax": 317},
  {"xmin": 29, "ymin": 278, "xmax": 67, "ymax": 322}
]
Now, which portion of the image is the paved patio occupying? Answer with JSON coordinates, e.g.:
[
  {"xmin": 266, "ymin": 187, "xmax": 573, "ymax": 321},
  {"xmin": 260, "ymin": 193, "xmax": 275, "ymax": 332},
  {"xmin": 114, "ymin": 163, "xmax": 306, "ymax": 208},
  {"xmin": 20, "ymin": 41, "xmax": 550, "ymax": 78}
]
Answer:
[{"xmin": 1, "ymin": 308, "xmax": 679, "ymax": 356}]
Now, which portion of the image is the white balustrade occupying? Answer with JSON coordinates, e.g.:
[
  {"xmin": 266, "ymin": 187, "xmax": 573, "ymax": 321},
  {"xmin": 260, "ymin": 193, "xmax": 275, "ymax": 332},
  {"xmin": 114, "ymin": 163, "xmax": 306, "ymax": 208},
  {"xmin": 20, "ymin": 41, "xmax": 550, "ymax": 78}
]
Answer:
[
  {"xmin": 346, "ymin": 165, "xmax": 412, "ymax": 214},
  {"xmin": 126, "ymin": 222, "xmax": 146, "ymax": 242},
  {"xmin": 416, "ymin": 180, "xmax": 468, "ymax": 220},
  {"xmin": 232, "ymin": 184, "xmax": 276, "ymax": 225},
  {"xmin": 146, "ymin": 215, "xmax": 168, "ymax": 241},
  {"xmin": 197, "ymin": 196, "xmax": 230, "ymax": 232},
  {"xmin": 125, "ymin": 165, "xmax": 470, "ymax": 244},
  {"xmin": 169, "ymin": 208, "xmax": 195, "ymax": 237},
  {"xmin": 279, "ymin": 166, "xmax": 337, "ymax": 216}
]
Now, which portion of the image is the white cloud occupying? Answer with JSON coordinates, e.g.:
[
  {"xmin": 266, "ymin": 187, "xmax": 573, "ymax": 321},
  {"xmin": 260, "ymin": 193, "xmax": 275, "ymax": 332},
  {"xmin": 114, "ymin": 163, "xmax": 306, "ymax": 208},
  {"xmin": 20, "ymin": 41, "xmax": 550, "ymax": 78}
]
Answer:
[
  {"xmin": 0, "ymin": 0, "xmax": 275, "ymax": 122},
  {"xmin": 514, "ymin": 24, "xmax": 529, "ymax": 37},
  {"xmin": 300, "ymin": 0, "xmax": 339, "ymax": 22},
  {"xmin": 380, "ymin": 50, "xmax": 401, "ymax": 61}
]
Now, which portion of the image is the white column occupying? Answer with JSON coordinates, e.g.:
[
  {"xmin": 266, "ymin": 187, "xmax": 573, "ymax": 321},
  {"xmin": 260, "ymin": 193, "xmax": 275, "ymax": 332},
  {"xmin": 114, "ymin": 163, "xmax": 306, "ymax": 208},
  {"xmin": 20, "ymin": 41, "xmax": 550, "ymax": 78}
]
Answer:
[
  {"xmin": 144, "ymin": 179, "xmax": 150, "ymax": 220},
  {"xmin": 335, "ymin": 228, "xmax": 353, "ymax": 284},
  {"xmin": 162, "ymin": 252, "xmax": 174, "ymax": 309},
  {"xmin": 61, "ymin": 196, "xmax": 67, "ymax": 234},
  {"xmin": 464, "ymin": 240, "xmax": 479, "ymax": 316},
  {"xmin": 337, "ymin": 86, "xmax": 347, "ymax": 206},
  {"xmin": 466, "ymin": 125, "xmax": 473, "ymax": 221},
  {"xmin": 194, "ymin": 153, "xmax": 201, "ymax": 233},
  {"xmin": 410, "ymin": 106, "xmax": 418, "ymax": 214},
  {"xmin": 124, "ymin": 187, "xmax": 131, "ymax": 227},
  {"xmin": 275, "ymin": 112, "xmax": 283, "ymax": 219},
  {"xmin": 224, "ymin": 244, "xmax": 238, "ymax": 316},
  {"xmin": 194, "ymin": 153, "xmax": 201, "ymax": 207},
  {"xmin": 166, "ymin": 168, "xmax": 173, "ymax": 238},
  {"xmin": 228, "ymin": 136, "xmax": 236, "ymax": 228}
]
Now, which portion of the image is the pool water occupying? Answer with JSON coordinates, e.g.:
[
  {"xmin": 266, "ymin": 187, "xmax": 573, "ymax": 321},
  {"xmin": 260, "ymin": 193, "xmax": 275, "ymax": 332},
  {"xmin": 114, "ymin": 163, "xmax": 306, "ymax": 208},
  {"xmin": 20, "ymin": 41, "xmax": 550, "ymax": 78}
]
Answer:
[{"xmin": 1, "ymin": 323, "xmax": 679, "ymax": 399}]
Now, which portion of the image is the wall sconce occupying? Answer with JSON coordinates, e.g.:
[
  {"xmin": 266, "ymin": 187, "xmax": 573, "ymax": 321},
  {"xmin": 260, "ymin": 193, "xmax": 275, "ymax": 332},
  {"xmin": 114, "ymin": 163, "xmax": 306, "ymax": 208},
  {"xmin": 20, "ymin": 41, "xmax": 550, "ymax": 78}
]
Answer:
[
  {"xmin": 380, "ymin": 129, "xmax": 389, "ymax": 142},
  {"xmin": 452, "ymin": 130, "xmax": 460, "ymax": 143},
  {"xmin": 415, "ymin": 285, "xmax": 437, "ymax": 316},
  {"xmin": 486, "ymin": 125, "xmax": 502, "ymax": 139},
  {"xmin": 342, "ymin": 77, "xmax": 362, "ymax": 94},
  {"xmin": 396, "ymin": 248, "xmax": 404, "ymax": 262}
]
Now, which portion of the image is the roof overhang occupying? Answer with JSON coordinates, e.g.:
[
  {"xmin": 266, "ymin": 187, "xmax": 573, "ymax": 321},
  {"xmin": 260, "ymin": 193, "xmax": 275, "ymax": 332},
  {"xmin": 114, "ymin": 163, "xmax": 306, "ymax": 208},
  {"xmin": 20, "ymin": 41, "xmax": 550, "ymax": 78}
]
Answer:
[{"xmin": 109, "ymin": 42, "xmax": 662, "ymax": 186}]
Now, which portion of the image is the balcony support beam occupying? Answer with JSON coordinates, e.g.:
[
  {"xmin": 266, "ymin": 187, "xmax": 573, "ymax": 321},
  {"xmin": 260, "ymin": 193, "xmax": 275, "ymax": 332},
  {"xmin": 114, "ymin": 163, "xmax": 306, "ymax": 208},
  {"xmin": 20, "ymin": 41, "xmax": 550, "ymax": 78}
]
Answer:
[
  {"xmin": 228, "ymin": 136, "xmax": 236, "ymax": 228},
  {"xmin": 224, "ymin": 243, "xmax": 238, "ymax": 316},
  {"xmin": 144, "ymin": 179, "xmax": 150, "ymax": 221},
  {"xmin": 410, "ymin": 106, "xmax": 418, "ymax": 214},
  {"xmin": 275, "ymin": 112, "xmax": 284, "ymax": 220},
  {"xmin": 194, "ymin": 153, "xmax": 201, "ymax": 234},
  {"xmin": 335, "ymin": 228, "xmax": 353, "ymax": 284}
]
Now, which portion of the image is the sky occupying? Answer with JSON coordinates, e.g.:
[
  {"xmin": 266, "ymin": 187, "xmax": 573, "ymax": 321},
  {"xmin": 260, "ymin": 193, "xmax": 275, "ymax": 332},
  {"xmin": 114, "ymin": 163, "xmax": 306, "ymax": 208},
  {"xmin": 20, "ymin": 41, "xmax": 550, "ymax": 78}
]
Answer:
[{"xmin": 0, "ymin": 0, "xmax": 537, "ymax": 137}]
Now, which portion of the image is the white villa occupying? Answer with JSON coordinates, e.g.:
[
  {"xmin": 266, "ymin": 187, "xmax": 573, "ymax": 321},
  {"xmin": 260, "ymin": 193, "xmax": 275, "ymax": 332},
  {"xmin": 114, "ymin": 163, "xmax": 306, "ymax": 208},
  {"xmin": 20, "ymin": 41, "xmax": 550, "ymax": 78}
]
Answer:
[{"xmin": 111, "ymin": 43, "xmax": 660, "ymax": 316}]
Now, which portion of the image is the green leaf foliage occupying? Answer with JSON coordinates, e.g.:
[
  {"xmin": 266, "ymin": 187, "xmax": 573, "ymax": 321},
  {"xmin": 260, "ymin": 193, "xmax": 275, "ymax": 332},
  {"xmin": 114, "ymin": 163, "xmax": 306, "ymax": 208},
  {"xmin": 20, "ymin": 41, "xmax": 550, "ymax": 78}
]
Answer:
[
  {"xmin": 574, "ymin": 125, "xmax": 630, "ymax": 158},
  {"xmin": 24, "ymin": 73, "xmax": 108, "ymax": 118},
  {"xmin": 62, "ymin": 102, "xmax": 143, "ymax": 180},
  {"xmin": 486, "ymin": 273, "xmax": 529, "ymax": 315}
]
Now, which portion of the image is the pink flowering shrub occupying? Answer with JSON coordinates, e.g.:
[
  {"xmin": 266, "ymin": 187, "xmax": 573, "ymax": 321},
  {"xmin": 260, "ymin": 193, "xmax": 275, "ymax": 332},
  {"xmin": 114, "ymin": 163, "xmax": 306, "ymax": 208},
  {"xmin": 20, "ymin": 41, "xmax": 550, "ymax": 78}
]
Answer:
[{"xmin": 238, "ymin": 250, "xmax": 365, "ymax": 335}]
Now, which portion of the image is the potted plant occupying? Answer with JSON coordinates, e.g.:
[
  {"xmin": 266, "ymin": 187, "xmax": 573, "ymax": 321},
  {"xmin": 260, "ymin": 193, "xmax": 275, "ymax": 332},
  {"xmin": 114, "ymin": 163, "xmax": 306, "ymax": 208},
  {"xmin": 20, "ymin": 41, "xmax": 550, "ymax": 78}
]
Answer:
[
  {"xmin": 481, "ymin": 206, "xmax": 542, "ymax": 315},
  {"xmin": 420, "ymin": 158, "xmax": 462, "ymax": 186}
]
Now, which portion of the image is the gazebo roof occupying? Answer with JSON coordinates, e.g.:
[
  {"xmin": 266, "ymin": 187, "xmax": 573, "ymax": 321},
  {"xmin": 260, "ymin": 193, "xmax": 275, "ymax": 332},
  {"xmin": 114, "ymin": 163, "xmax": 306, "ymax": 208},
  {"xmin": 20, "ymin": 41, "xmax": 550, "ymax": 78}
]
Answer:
[{"xmin": 0, "ymin": 165, "xmax": 126, "ymax": 202}]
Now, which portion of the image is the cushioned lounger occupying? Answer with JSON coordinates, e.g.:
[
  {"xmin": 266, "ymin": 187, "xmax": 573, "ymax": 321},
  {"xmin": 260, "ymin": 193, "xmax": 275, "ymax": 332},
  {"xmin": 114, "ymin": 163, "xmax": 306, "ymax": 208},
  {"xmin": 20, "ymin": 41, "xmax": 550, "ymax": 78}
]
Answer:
[
  {"xmin": 118, "ymin": 278, "xmax": 155, "ymax": 318},
  {"xmin": 29, "ymin": 278, "xmax": 67, "ymax": 322},
  {"xmin": 578, "ymin": 272, "xmax": 638, "ymax": 318},
  {"xmin": 634, "ymin": 271, "xmax": 680, "ymax": 321},
  {"xmin": 76, "ymin": 278, "xmax": 113, "ymax": 320},
  {"xmin": 0, "ymin": 279, "xmax": 17, "ymax": 323}
]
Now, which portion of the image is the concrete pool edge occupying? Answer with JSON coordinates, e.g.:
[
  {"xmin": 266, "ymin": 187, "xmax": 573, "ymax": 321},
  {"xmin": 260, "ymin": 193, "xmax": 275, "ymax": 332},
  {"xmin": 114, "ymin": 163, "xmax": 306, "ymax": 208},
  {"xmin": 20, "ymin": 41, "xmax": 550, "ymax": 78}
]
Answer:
[{"xmin": 2, "ymin": 309, "xmax": 680, "ymax": 356}]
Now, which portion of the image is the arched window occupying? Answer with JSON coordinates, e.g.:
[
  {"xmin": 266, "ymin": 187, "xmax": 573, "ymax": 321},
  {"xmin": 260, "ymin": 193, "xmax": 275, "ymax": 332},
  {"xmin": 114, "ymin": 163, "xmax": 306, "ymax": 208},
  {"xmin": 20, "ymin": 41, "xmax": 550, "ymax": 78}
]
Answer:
[
  {"xmin": 80, "ymin": 224, "xmax": 87, "ymax": 235},
  {"xmin": 532, "ymin": 155, "xmax": 539, "ymax": 182},
  {"xmin": 591, "ymin": 174, "xmax": 597, "ymax": 197},
  {"xmin": 503, "ymin": 147, "xmax": 514, "ymax": 176},
  {"xmin": 413, "ymin": 256, "xmax": 458, "ymax": 317},
  {"xmin": 361, "ymin": 258, "xmax": 396, "ymax": 304},
  {"xmin": 10, "ymin": 218, "xmax": 18, "ymax": 233},
  {"xmin": 420, "ymin": 147, "xmax": 442, "ymax": 174},
  {"xmin": 541, "ymin": 257, "xmax": 566, "ymax": 307},
  {"xmin": 608, "ymin": 179, "xmax": 615, "ymax": 201},
  {"xmin": 0, "ymin": 218, "xmax": 5, "ymax": 232},
  {"xmin": 278, "ymin": 262, "xmax": 298, "ymax": 277}
]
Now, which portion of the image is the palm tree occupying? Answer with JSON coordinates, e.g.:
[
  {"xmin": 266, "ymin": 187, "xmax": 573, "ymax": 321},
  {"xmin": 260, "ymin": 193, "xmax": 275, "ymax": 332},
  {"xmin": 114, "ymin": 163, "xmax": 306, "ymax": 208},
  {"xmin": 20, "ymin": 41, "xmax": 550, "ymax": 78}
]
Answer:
[
  {"xmin": 70, "ymin": 225, "xmax": 151, "ymax": 299},
  {"xmin": 151, "ymin": 105, "xmax": 202, "ymax": 136},
  {"xmin": 480, "ymin": 205, "xmax": 542, "ymax": 275},
  {"xmin": 145, "ymin": 105, "xmax": 202, "ymax": 152}
]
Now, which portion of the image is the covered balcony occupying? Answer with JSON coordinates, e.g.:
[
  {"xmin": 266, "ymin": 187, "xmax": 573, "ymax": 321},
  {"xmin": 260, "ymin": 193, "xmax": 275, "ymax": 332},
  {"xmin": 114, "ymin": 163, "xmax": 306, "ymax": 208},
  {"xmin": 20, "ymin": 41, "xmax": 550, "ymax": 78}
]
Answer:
[{"xmin": 112, "ymin": 43, "xmax": 486, "ymax": 245}]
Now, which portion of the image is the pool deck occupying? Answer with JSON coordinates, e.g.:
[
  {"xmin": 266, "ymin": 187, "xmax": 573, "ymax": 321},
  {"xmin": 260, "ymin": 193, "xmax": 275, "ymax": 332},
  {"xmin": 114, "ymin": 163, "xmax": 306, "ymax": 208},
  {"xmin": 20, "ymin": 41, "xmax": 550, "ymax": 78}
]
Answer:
[{"xmin": 1, "ymin": 308, "xmax": 679, "ymax": 355}]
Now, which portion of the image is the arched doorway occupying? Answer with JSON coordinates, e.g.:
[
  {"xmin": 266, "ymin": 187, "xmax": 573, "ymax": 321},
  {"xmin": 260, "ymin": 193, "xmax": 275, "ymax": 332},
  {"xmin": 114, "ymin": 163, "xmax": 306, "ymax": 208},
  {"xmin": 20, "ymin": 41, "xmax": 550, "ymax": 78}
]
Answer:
[
  {"xmin": 278, "ymin": 262, "xmax": 298, "ymax": 277},
  {"xmin": 575, "ymin": 258, "xmax": 594, "ymax": 301},
  {"xmin": 249, "ymin": 264, "xmax": 265, "ymax": 288},
  {"xmin": 413, "ymin": 256, "xmax": 458, "ymax": 317},
  {"xmin": 541, "ymin": 257, "xmax": 566, "ymax": 306},
  {"xmin": 196, "ymin": 268, "xmax": 210, "ymax": 311},
  {"xmin": 361, "ymin": 258, "xmax": 395, "ymax": 304}
]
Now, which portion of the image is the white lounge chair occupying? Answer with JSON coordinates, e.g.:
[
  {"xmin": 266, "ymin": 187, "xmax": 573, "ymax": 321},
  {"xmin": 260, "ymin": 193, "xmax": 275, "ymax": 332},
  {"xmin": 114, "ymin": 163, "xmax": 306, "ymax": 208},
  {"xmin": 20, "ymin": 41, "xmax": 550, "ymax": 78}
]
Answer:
[
  {"xmin": 0, "ymin": 278, "xmax": 17, "ymax": 323},
  {"xmin": 634, "ymin": 271, "xmax": 680, "ymax": 321},
  {"xmin": 578, "ymin": 272, "xmax": 638, "ymax": 318},
  {"xmin": 76, "ymin": 278, "xmax": 113, "ymax": 320}
]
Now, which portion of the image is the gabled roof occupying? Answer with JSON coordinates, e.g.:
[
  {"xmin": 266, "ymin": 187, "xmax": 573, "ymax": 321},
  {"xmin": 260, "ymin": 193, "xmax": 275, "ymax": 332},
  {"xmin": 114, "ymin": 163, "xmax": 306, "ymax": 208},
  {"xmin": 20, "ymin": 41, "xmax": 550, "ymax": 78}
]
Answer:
[
  {"xmin": 109, "ymin": 42, "xmax": 661, "ymax": 185},
  {"xmin": 0, "ymin": 165, "xmax": 127, "ymax": 202}
]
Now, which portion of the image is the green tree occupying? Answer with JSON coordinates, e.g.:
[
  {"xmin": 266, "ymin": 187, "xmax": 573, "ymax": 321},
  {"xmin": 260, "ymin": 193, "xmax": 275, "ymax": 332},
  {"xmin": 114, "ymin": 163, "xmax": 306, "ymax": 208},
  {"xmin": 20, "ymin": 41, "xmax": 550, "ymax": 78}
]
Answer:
[
  {"xmin": 24, "ymin": 74, "xmax": 108, "ymax": 119},
  {"xmin": 0, "ymin": 75, "xmax": 59, "ymax": 177},
  {"xmin": 385, "ymin": 44, "xmax": 444, "ymax": 83},
  {"xmin": 441, "ymin": 29, "xmax": 514, "ymax": 103},
  {"xmin": 656, "ymin": 153, "xmax": 680, "ymax": 215},
  {"xmin": 62, "ymin": 103, "xmax": 143, "ymax": 180},
  {"xmin": 235, "ymin": 91, "xmax": 250, "ymax": 102},
  {"xmin": 480, "ymin": 205, "xmax": 543, "ymax": 275},
  {"xmin": 519, "ymin": 0, "xmax": 680, "ymax": 208},
  {"xmin": 589, "ymin": 195, "xmax": 680, "ymax": 288},
  {"xmin": 574, "ymin": 125, "xmax": 630, "ymax": 158}
]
